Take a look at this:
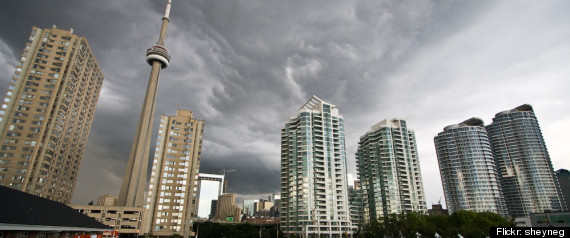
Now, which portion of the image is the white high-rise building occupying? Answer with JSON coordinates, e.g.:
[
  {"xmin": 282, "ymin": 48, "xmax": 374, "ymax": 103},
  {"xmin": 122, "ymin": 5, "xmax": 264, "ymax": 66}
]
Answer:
[
  {"xmin": 280, "ymin": 96, "xmax": 353, "ymax": 237},
  {"xmin": 196, "ymin": 173, "xmax": 224, "ymax": 218},
  {"xmin": 356, "ymin": 119, "xmax": 427, "ymax": 219}
]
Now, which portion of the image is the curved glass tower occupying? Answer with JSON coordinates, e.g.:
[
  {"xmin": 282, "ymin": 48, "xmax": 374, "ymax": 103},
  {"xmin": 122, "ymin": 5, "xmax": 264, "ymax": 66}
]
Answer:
[
  {"xmin": 435, "ymin": 118, "xmax": 507, "ymax": 215},
  {"xmin": 486, "ymin": 104, "xmax": 563, "ymax": 217}
]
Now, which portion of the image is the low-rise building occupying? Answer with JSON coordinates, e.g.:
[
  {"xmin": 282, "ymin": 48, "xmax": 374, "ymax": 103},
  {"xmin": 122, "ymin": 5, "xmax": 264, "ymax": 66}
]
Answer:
[
  {"xmin": 0, "ymin": 186, "xmax": 109, "ymax": 237},
  {"xmin": 71, "ymin": 205, "xmax": 143, "ymax": 236},
  {"xmin": 428, "ymin": 203, "xmax": 448, "ymax": 215},
  {"xmin": 97, "ymin": 194, "xmax": 118, "ymax": 206},
  {"xmin": 215, "ymin": 194, "xmax": 241, "ymax": 222},
  {"xmin": 530, "ymin": 212, "xmax": 570, "ymax": 227}
]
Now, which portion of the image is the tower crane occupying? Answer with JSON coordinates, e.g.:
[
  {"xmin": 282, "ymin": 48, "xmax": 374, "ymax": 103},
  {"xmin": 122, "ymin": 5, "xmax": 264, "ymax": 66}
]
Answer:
[{"xmin": 220, "ymin": 169, "xmax": 236, "ymax": 193}]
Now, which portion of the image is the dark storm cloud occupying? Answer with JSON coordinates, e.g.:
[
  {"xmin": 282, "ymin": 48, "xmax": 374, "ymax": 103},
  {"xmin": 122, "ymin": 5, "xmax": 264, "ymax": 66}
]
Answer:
[
  {"xmin": 1, "ymin": 0, "xmax": 569, "ymax": 207},
  {"xmin": 0, "ymin": 0, "xmax": 167, "ymax": 202}
]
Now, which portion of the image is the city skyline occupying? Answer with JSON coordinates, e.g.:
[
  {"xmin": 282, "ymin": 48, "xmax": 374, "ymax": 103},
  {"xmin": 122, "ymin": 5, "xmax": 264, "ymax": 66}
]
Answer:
[{"xmin": 1, "ymin": 1, "xmax": 569, "ymax": 207}]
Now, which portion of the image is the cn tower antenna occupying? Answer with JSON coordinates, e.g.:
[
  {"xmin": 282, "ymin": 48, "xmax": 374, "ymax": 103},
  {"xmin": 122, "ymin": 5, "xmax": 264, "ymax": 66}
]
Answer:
[{"xmin": 164, "ymin": 0, "xmax": 172, "ymax": 18}]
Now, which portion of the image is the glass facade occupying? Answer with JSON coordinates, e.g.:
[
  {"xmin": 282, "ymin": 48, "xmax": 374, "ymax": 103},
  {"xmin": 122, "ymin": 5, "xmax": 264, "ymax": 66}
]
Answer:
[
  {"xmin": 243, "ymin": 199, "xmax": 256, "ymax": 217},
  {"xmin": 280, "ymin": 96, "xmax": 353, "ymax": 237},
  {"xmin": 348, "ymin": 187, "xmax": 366, "ymax": 228},
  {"xmin": 356, "ymin": 119, "xmax": 427, "ymax": 220},
  {"xmin": 434, "ymin": 118, "xmax": 507, "ymax": 215},
  {"xmin": 196, "ymin": 173, "xmax": 224, "ymax": 218},
  {"xmin": 555, "ymin": 169, "xmax": 570, "ymax": 211},
  {"xmin": 486, "ymin": 104, "xmax": 563, "ymax": 217}
]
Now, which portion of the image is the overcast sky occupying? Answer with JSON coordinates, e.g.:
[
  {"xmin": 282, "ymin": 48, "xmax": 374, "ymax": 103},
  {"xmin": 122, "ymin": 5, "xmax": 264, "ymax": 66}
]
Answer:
[{"xmin": 1, "ymin": 0, "xmax": 569, "ymax": 207}]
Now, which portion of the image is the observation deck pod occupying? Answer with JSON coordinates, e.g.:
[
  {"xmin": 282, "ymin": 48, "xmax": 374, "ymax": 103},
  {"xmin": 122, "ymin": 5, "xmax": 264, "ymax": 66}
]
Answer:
[{"xmin": 146, "ymin": 44, "xmax": 171, "ymax": 69}]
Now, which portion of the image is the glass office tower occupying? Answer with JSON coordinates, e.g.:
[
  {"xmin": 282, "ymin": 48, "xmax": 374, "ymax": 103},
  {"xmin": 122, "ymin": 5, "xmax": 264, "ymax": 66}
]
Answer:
[{"xmin": 196, "ymin": 173, "xmax": 224, "ymax": 218}]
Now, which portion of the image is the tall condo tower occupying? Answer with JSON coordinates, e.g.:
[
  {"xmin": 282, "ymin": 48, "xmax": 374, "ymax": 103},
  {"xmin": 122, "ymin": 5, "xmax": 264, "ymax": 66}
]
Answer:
[
  {"xmin": 356, "ymin": 119, "xmax": 427, "ymax": 220},
  {"xmin": 486, "ymin": 104, "xmax": 563, "ymax": 217},
  {"xmin": 434, "ymin": 118, "xmax": 507, "ymax": 215},
  {"xmin": 0, "ymin": 26, "xmax": 104, "ymax": 204},
  {"xmin": 143, "ymin": 109, "xmax": 204, "ymax": 235},
  {"xmin": 118, "ymin": 0, "xmax": 173, "ymax": 207},
  {"xmin": 280, "ymin": 96, "xmax": 353, "ymax": 237}
]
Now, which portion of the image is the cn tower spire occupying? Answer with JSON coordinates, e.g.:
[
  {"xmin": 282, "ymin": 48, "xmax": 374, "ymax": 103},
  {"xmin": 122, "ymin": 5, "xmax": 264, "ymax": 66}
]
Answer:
[
  {"xmin": 158, "ymin": 0, "xmax": 172, "ymax": 44},
  {"xmin": 118, "ymin": 0, "xmax": 172, "ymax": 207}
]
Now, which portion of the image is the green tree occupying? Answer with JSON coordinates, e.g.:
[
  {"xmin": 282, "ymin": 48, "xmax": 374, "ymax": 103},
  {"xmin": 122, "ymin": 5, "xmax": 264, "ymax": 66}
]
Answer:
[{"xmin": 357, "ymin": 211, "xmax": 514, "ymax": 238}]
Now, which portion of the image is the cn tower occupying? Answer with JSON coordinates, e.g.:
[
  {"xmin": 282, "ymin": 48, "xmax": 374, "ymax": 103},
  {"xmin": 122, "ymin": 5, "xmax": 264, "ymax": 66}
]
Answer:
[{"xmin": 118, "ymin": 0, "xmax": 172, "ymax": 207}]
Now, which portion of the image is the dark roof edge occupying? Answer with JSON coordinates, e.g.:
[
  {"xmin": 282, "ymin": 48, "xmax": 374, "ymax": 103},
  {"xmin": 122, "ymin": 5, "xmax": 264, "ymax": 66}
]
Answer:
[
  {"xmin": 0, "ymin": 223, "xmax": 110, "ymax": 232},
  {"xmin": 495, "ymin": 104, "xmax": 534, "ymax": 117},
  {"xmin": 443, "ymin": 117, "xmax": 484, "ymax": 131}
]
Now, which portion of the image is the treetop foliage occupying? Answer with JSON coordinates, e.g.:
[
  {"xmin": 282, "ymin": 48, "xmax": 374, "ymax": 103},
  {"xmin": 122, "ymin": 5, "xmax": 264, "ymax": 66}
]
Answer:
[{"xmin": 355, "ymin": 211, "xmax": 515, "ymax": 238}]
